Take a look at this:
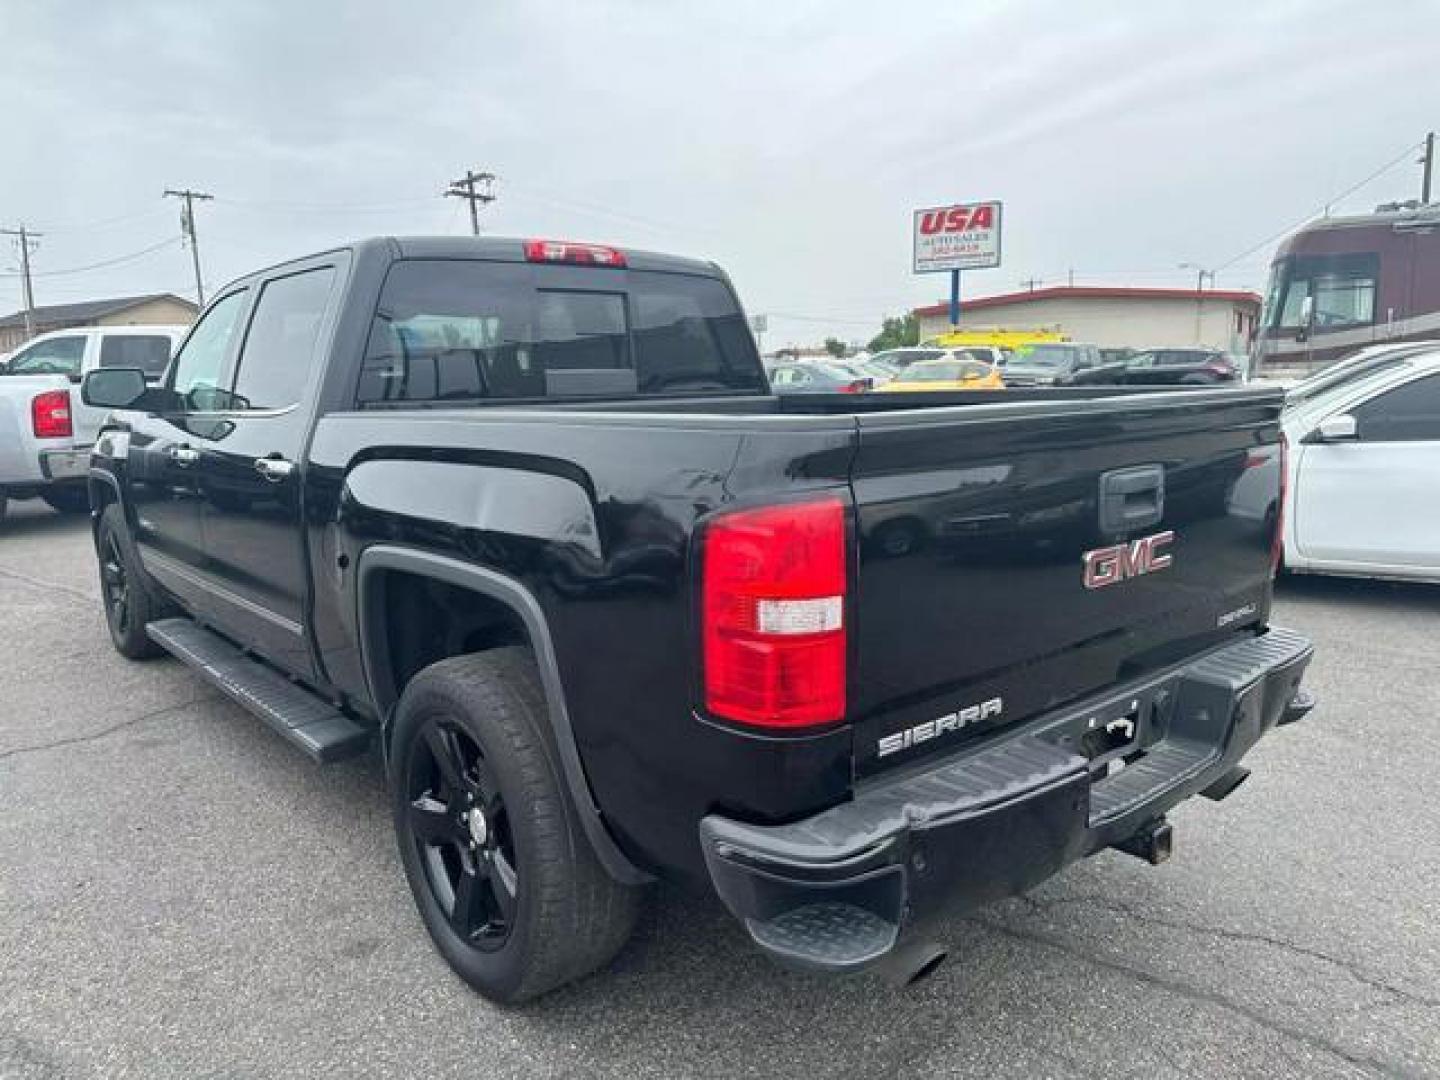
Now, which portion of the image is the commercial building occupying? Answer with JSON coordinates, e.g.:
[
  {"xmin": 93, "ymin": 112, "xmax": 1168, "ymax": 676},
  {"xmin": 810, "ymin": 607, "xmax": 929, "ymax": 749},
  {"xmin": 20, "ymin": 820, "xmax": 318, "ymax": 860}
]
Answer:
[
  {"xmin": 0, "ymin": 293, "xmax": 198, "ymax": 353},
  {"xmin": 914, "ymin": 285, "xmax": 1261, "ymax": 352}
]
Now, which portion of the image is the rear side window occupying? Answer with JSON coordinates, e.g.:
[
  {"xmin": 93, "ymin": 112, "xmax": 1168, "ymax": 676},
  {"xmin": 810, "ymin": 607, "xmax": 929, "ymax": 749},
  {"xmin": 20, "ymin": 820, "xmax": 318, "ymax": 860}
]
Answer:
[
  {"xmin": 9, "ymin": 335, "xmax": 85, "ymax": 376},
  {"xmin": 231, "ymin": 267, "xmax": 336, "ymax": 410},
  {"xmin": 99, "ymin": 335, "xmax": 172, "ymax": 377},
  {"xmin": 357, "ymin": 259, "xmax": 764, "ymax": 405}
]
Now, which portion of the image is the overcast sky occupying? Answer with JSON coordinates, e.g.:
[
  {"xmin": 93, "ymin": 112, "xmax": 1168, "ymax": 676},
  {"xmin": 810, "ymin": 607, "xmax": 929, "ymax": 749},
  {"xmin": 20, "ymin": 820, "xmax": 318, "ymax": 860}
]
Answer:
[{"xmin": 2, "ymin": 0, "xmax": 1437, "ymax": 346}]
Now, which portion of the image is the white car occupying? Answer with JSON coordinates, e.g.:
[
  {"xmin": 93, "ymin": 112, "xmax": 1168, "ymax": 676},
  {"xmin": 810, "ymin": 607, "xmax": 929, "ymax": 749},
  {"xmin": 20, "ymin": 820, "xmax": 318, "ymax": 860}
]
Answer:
[
  {"xmin": 0, "ymin": 325, "xmax": 188, "ymax": 519},
  {"xmin": 1237, "ymin": 344, "xmax": 1440, "ymax": 583}
]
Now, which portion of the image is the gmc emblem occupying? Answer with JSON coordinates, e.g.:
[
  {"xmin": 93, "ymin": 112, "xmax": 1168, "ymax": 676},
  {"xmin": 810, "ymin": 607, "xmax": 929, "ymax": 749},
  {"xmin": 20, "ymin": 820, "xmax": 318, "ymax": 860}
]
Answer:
[{"xmin": 1083, "ymin": 530, "xmax": 1174, "ymax": 589}]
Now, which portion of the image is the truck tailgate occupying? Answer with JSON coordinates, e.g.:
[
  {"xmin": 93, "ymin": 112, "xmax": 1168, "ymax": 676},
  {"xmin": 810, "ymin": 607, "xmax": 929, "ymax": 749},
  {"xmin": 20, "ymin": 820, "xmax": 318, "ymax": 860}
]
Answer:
[{"xmin": 848, "ymin": 389, "xmax": 1284, "ymax": 778}]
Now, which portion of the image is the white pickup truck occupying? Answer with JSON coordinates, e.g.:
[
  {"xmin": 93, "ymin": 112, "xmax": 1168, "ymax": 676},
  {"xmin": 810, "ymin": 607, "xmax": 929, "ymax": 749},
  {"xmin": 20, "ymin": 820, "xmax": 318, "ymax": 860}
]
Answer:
[{"xmin": 0, "ymin": 325, "xmax": 187, "ymax": 519}]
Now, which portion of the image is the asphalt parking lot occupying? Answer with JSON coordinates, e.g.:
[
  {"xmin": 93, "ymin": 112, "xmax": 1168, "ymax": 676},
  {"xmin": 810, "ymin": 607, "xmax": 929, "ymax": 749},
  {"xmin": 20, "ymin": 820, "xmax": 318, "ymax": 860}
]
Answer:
[{"xmin": 2, "ymin": 502, "xmax": 1437, "ymax": 1080}]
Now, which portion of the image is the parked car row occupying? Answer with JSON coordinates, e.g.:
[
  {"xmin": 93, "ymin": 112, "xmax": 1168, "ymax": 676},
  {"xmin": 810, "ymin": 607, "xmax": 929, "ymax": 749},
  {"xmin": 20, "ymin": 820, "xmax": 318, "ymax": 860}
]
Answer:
[{"xmin": 768, "ymin": 343, "xmax": 1243, "ymax": 396}]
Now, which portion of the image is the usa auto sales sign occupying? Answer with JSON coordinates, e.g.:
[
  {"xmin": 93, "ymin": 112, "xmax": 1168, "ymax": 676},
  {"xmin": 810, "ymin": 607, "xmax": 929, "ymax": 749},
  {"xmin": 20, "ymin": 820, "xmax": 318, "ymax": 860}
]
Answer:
[{"xmin": 913, "ymin": 201, "xmax": 1003, "ymax": 273}]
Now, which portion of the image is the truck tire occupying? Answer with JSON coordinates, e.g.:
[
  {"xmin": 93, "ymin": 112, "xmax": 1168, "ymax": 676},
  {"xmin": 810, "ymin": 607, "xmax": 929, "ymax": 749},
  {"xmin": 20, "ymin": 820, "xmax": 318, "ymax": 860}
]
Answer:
[
  {"xmin": 389, "ymin": 647, "xmax": 641, "ymax": 1003},
  {"xmin": 43, "ymin": 485, "xmax": 91, "ymax": 515},
  {"xmin": 96, "ymin": 503, "xmax": 170, "ymax": 660}
]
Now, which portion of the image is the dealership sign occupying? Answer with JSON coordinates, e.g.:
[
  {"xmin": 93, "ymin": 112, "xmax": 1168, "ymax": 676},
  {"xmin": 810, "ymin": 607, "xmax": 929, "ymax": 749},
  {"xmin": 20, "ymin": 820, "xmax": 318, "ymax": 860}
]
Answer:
[{"xmin": 913, "ymin": 201, "xmax": 1003, "ymax": 273}]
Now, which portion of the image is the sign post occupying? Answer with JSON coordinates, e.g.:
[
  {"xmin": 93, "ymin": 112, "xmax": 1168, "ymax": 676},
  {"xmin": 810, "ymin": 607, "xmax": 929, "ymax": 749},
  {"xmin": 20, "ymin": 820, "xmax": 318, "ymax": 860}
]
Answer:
[{"xmin": 913, "ymin": 200, "xmax": 1002, "ymax": 330}]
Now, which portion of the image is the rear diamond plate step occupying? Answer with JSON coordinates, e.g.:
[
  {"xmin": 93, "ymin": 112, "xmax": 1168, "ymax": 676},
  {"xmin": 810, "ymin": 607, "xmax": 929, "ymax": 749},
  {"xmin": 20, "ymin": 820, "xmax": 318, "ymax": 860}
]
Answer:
[
  {"xmin": 147, "ymin": 618, "xmax": 371, "ymax": 764},
  {"xmin": 746, "ymin": 902, "xmax": 898, "ymax": 973}
]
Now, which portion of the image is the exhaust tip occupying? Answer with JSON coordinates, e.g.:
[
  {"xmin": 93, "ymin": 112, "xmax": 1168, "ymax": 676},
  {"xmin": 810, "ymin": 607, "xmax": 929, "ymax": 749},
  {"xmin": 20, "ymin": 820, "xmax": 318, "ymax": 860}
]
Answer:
[{"xmin": 877, "ymin": 939, "xmax": 949, "ymax": 989}]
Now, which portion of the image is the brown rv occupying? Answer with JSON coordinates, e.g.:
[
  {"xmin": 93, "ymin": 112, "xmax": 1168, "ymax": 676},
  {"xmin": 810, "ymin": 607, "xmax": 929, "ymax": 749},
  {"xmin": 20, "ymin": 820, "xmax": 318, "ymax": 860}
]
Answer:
[{"xmin": 1252, "ymin": 202, "xmax": 1440, "ymax": 375}]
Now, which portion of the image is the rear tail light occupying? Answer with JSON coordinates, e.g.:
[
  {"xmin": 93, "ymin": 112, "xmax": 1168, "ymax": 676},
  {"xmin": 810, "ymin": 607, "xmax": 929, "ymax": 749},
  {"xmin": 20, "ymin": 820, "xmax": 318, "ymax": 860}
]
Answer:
[
  {"xmin": 32, "ymin": 389, "xmax": 73, "ymax": 439},
  {"xmin": 701, "ymin": 497, "xmax": 847, "ymax": 728},
  {"xmin": 1270, "ymin": 433, "xmax": 1288, "ymax": 575},
  {"xmin": 839, "ymin": 379, "xmax": 870, "ymax": 394},
  {"xmin": 523, "ymin": 239, "xmax": 626, "ymax": 267}
]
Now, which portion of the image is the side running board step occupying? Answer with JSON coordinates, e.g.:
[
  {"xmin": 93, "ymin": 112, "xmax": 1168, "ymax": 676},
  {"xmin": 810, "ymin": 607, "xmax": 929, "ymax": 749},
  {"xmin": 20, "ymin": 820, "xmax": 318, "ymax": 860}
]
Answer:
[{"xmin": 147, "ymin": 618, "xmax": 371, "ymax": 764}]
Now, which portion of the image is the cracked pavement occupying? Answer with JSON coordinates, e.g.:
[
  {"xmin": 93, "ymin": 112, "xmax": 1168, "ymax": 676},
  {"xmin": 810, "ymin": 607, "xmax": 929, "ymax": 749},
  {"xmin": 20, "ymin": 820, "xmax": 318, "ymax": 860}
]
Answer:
[{"xmin": 1, "ymin": 501, "xmax": 1438, "ymax": 1079}]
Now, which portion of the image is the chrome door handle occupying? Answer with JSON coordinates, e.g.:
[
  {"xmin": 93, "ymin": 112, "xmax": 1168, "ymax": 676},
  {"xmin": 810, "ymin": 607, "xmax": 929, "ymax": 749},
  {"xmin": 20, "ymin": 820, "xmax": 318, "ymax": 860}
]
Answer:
[
  {"xmin": 170, "ymin": 446, "xmax": 200, "ymax": 466},
  {"xmin": 254, "ymin": 456, "xmax": 295, "ymax": 483}
]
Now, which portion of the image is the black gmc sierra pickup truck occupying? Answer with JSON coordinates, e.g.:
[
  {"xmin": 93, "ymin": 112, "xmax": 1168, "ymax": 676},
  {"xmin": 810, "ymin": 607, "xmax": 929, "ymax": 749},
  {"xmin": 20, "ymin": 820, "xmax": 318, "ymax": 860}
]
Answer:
[{"xmin": 82, "ymin": 237, "xmax": 1315, "ymax": 1002}]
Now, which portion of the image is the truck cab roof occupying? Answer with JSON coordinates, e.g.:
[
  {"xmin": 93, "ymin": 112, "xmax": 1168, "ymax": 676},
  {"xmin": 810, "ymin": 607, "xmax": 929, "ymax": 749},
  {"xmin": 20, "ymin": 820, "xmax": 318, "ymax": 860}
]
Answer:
[{"xmin": 217, "ymin": 236, "xmax": 726, "ymax": 295}]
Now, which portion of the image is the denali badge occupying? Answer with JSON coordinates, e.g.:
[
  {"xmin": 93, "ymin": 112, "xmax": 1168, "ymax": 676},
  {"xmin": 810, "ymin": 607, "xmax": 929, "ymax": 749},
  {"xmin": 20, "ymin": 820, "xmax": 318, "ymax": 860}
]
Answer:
[
  {"xmin": 1082, "ymin": 530, "xmax": 1174, "ymax": 590},
  {"xmin": 878, "ymin": 697, "xmax": 1003, "ymax": 758}
]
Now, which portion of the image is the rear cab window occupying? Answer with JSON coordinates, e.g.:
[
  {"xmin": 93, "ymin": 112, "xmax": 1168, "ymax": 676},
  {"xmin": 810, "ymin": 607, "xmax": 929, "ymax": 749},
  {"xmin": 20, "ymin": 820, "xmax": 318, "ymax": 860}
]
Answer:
[
  {"xmin": 356, "ymin": 260, "xmax": 765, "ymax": 406},
  {"xmin": 99, "ymin": 334, "xmax": 173, "ymax": 378}
]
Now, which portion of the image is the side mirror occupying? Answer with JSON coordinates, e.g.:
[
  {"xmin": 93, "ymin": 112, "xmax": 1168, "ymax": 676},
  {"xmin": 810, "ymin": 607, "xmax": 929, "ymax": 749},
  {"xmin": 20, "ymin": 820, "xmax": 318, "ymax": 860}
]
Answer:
[
  {"xmin": 1295, "ymin": 296, "xmax": 1314, "ymax": 343},
  {"xmin": 1308, "ymin": 413, "xmax": 1358, "ymax": 444},
  {"xmin": 82, "ymin": 367, "xmax": 149, "ymax": 409}
]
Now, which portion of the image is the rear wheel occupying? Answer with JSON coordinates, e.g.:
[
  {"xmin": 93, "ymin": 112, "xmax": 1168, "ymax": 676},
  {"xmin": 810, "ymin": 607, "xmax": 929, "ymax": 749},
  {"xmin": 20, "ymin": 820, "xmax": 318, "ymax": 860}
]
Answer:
[
  {"xmin": 96, "ymin": 503, "xmax": 170, "ymax": 659},
  {"xmin": 43, "ymin": 485, "xmax": 92, "ymax": 515},
  {"xmin": 390, "ymin": 647, "xmax": 641, "ymax": 1003}
]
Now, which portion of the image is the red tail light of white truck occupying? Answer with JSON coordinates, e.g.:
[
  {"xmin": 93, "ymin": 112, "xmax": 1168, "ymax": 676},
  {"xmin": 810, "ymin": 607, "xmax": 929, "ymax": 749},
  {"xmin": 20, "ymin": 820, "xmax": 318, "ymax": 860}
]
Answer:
[{"xmin": 32, "ymin": 389, "xmax": 73, "ymax": 439}]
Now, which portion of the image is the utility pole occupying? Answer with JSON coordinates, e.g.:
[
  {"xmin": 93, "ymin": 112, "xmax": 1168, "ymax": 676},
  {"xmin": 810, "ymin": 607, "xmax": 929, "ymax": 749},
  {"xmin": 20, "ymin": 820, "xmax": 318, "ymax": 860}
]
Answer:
[
  {"xmin": 445, "ymin": 170, "xmax": 497, "ymax": 235},
  {"xmin": 164, "ymin": 188, "xmax": 213, "ymax": 306},
  {"xmin": 1180, "ymin": 263, "xmax": 1214, "ymax": 345},
  {"xmin": 1421, "ymin": 131, "xmax": 1434, "ymax": 204},
  {"xmin": 1, "ymin": 225, "xmax": 42, "ymax": 338}
]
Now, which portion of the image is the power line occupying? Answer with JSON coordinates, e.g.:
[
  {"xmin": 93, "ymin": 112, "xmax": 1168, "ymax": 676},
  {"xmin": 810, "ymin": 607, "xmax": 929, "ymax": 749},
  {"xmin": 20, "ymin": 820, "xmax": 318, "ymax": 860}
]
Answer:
[
  {"xmin": 0, "ymin": 236, "xmax": 180, "ymax": 279},
  {"xmin": 1213, "ymin": 139, "xmax": 1425, "ymax": 273},
  {"xmin": 766, "ymin": 310, "xmax": 882, "ymax": 327},
  {"xmin": 507, "ymin": 184, "xmax": 726, "ymax": 239},
  {"xmin": 37, "ymin": 206, "xmax": 172, "ymax": 235},
  {"xmin": 444, "ymin": 170, "xmax": 497, "ymax": 235},
  {"xmin": 164, "ymin": 188, "xmax": 213, "ymax": 305},
  {"xmin": 218, "ymin": 194, "xmax": 439, "ymax": 214}
]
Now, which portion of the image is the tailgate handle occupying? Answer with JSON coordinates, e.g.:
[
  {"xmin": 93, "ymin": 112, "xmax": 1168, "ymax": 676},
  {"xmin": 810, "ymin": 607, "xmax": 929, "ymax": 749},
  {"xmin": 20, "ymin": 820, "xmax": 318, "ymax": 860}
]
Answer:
[{"xmin": 1098, "ymin": 464, "xmax": 1165, "ymax": 533}]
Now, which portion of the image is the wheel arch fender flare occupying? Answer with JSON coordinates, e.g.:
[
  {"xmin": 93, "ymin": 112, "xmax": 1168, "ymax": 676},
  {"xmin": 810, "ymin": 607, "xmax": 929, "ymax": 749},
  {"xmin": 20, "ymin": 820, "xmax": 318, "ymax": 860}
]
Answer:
[
  {"xmin": 87, "ymin": 467, "xmax": 126, "ymax": 542},
  {"xmin": 355, "ymin": 544, "xmax": 651, "ymax": 886}
]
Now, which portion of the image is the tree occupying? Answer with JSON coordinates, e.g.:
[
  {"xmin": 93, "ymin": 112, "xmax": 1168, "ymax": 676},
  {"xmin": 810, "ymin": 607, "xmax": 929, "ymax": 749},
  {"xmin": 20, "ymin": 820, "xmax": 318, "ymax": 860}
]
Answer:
[
  {"xmin": 868, "ymin": 312, "xmax": 920, "ymax": 353},
  {"xmin": 823, "ymin": 337, "xmax": 847, "ymax": 358}
]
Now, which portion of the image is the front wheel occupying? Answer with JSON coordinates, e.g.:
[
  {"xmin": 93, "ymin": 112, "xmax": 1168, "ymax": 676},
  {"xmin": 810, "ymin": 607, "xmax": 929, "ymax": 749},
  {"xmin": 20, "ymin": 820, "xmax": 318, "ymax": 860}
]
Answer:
[
  {"xmin": 390, "ymin": 647, "xmax": 641, "ymax": 1003},
  {"xmin": 96, "ymin": 503, "xmax": 170, "ymax": 659}
]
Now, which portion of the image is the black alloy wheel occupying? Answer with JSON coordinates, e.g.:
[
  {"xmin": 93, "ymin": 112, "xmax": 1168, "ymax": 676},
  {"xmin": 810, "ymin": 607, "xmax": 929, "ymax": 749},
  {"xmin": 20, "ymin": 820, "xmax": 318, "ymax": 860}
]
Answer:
[
  {"xmin": 95, "ymin": 504, "xmax": 168, "ymax": 659},
  {"xmin": 405, "ymin": 719, "xmax": 519, "ymax": 950},
  {"xmin": 100, "ymin": 529, "xmax": 132, "ymax": 639},
  {"xmin": 389, "ymin": 648, "xmax": 641, "ymax": 1002}
]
